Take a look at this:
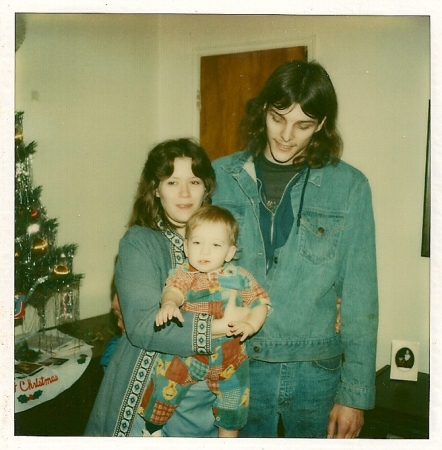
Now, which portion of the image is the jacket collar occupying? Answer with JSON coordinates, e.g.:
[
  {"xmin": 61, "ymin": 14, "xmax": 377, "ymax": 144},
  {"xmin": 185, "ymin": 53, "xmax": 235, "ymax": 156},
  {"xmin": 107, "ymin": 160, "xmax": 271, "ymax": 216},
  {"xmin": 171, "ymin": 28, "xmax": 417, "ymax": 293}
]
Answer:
[
  {"xmin": 297, "ymin": 166, "xmax": 323, "ymax": 188},
  {"xmin": 220, "ymin": 150, "xmax": 324, "ymax": 188}
]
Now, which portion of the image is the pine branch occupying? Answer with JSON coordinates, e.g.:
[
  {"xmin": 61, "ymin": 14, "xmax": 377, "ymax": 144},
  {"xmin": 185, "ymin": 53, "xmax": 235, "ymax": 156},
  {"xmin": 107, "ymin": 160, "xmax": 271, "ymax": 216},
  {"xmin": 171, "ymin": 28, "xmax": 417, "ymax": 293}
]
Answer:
[{"xmin": 14, "ymin": 111, "xmax": 85, "ymax": 317}]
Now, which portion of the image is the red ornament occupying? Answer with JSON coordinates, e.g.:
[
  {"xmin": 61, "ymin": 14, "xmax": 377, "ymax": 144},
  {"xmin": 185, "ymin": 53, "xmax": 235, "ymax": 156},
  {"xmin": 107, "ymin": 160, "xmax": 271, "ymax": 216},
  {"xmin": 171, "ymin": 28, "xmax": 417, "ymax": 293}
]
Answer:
[{"xmin": 30, "ymin": 208, "xmax": 39, "ymax": 219}]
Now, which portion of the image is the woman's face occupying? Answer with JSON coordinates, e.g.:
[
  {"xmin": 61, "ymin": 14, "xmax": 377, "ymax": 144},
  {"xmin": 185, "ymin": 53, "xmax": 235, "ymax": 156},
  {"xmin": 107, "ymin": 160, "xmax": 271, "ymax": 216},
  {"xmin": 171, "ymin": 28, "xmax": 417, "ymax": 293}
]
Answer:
[
  {"xmin": 156, "ymin": 157, "xmax": 206, "ymax": 234},
  {"xmin": 264, "ymin": 103, "xmax": 324, "ymax": 165}
]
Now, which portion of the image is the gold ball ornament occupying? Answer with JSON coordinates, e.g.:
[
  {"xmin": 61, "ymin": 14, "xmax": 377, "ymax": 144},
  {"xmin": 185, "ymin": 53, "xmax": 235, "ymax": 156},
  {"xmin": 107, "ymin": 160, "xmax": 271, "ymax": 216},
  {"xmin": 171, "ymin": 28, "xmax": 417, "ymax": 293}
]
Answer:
[
  {"xmin": 54, "ymin": 264, "xmax": 70, "ymax": 275},
  {"xmin": 31, "ymin": 236, "xmax": 49, "ymax": 256},
  {"xmin": 15, "ymin": 127, "xmax": 23, "ymax": 143}
]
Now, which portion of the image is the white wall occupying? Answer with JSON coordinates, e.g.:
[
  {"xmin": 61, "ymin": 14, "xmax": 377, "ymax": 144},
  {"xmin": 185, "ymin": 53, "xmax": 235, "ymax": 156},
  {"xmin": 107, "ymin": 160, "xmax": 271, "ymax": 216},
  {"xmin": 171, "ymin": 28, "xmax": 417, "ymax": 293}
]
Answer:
[
  {"xmin": 15, "ymin": 14, "xmax": 430, "ymax": 373},
  {"xmin": 15, "ymin": 14, "xmax": 160, "ymax": 320}
]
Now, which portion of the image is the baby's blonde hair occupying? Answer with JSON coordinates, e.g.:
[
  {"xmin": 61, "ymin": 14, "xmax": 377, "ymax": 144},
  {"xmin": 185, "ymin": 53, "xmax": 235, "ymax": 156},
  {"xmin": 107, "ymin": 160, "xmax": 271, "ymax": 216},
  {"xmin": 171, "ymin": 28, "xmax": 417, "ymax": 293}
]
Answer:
[{"xmin": 185, "ymin": 205, "xmax": 238, "ymax": 246}]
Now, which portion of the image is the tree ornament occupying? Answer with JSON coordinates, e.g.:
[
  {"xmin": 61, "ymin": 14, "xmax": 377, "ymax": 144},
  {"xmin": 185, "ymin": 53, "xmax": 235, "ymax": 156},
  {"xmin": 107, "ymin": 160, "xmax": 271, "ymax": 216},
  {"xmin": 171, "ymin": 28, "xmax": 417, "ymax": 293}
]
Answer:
[
  {"xmin": 15, "ymin": 128, "xmax": 23, "ymax": 143},
  {"xmin": 54, "ymin": 284, "xmax": 80, "ymax": 325},
  {"xmin": 27, "ymin": 223, "xmax": 40, "ymax": 235},
  {"xmin": 53, "ymin": 253, "xmax": 71, "ymax": 275},
  {"xmin": 54, "ymin": 264, "xmax": 70, "ymax": 276},
  {"xmin": 30, "ymin": 207, "xmax": 39, "ymax": 220},
  {"xmin": 31, "ymin": 236, "xmax": 49, "ymax": 256}
]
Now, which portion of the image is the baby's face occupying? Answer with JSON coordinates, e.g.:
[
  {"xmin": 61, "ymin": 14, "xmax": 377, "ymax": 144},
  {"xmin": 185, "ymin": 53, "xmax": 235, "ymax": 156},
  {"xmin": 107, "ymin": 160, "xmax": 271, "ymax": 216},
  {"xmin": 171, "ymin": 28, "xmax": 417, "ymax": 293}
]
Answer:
[{"xmin": 184, "ymin": 221, "xmax": 236, "ymax": 273}]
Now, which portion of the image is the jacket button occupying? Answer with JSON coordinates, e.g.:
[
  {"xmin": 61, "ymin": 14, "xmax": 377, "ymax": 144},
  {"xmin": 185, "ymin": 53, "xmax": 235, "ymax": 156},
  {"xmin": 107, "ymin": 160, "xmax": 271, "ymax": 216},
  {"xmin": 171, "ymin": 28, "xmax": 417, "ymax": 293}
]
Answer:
[
  {"xmin": 253, "ymin": 346, "xmax": 260, "ymax": 353},
  {"xmin": 318, "ymin": 227, "xmax": 325, "ymax": 234},
  {"xmin": 274, "ymin": 256, "xmax": 278, "ymax": 264}
]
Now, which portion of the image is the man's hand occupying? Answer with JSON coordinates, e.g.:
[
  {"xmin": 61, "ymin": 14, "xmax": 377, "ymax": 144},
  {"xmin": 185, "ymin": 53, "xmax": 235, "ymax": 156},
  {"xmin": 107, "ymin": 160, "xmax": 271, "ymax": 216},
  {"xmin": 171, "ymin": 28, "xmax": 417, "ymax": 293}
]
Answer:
[{"xmin": 327, "ymin": 404, "xmax": 364, "ymax": 438}]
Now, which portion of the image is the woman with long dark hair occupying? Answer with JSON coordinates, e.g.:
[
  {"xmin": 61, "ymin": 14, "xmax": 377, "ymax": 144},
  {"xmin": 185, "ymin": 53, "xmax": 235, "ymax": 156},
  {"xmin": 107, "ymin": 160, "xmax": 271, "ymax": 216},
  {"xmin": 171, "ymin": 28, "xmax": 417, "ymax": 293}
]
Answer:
[{"xmin": 86, "ymin": 138, "xmax": 238, "ymax": 437}]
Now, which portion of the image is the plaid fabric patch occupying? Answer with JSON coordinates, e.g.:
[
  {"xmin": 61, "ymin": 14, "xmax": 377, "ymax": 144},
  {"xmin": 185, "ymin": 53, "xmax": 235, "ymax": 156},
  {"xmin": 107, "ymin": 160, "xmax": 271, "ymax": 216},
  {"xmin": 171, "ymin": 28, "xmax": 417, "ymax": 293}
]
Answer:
[
  {"xmin": 187, "ymin": 355, "xmax": 209, "ymax": 381},
  {"xmin": 218, "ymin": 387, "xmax": 242, "ymax": 410},
  {"xmin": 206, "ymin": 365, "xmax": 223, "ymax": 382},
  {"xmin": 182, "ymin": 300, "xmax": 223, "ymax": 318},
  {"xmin": 150, "ymin": 400, "xmax": 177, "ymax": 425},
  {"xmin": 206, "ymin": 378, "xmax": 220, "ymax": 393},
  {"xmin": 163, "ymin": 265, "xmax": 194, "ymax": 295},
  {"xmin": 237, "ymin": 267, "xmax": 271, "ymax": 309}
]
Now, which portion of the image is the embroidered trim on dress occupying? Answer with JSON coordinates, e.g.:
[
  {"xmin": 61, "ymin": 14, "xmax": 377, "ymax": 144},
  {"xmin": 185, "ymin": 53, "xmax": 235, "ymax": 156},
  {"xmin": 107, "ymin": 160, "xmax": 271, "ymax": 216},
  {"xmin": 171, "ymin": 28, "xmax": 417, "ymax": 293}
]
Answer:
[
  {"xmin": 114, "ymin": 351, "xmax": 159, "ymax": 436},
  {"xmin": 160, "ymin": 220, "xmax": 185, "ymax": 268},
  {"xmin": 113, "ymin": 222, "xmax": 186, "ymax": 436},
  {"xmin": 193, "ymin": 313, "xmax": 212, "ymax": 355}
]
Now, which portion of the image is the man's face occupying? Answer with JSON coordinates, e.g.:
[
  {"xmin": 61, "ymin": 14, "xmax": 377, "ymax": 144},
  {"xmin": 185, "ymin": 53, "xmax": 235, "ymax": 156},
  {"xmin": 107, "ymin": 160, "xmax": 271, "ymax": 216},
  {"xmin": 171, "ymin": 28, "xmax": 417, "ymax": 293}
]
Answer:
[{"xmin": 264, "ymin": 103, "xmax": 324, "ymax": 165}]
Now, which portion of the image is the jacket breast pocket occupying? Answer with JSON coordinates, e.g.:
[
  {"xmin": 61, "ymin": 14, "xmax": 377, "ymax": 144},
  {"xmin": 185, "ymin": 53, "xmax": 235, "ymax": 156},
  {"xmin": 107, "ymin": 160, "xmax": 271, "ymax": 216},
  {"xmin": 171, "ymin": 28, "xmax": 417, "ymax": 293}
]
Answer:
[{"xmin": 299, "ymin": 210, "xmax": 344, "ymax": 265}]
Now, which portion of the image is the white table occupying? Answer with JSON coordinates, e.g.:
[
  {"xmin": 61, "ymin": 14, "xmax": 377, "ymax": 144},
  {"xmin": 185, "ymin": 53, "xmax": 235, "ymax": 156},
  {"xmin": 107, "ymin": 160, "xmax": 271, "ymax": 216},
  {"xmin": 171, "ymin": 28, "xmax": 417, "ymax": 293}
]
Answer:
[{"xmin": 15, "ymin": 330, "xmax": 92, "ymax": 413}]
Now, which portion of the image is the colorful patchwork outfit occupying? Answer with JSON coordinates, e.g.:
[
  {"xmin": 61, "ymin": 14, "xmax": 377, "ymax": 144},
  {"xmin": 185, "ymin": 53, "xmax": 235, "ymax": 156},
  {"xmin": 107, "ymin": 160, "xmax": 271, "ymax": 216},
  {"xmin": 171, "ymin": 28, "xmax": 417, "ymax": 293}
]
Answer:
[{"xmin": 139, "ymin": 262, "xmax": 270, "ymax": 431}]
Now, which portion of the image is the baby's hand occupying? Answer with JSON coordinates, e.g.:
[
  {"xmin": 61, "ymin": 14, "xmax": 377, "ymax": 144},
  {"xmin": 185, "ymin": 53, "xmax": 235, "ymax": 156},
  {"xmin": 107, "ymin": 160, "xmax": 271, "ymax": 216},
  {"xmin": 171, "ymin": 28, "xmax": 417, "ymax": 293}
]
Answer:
[
  {"xmin": 227, "ymin": 321, "xmax": 255, "ymax": 342},
  {"xmin": 156, "ymin": 303, "xmax": 184, "ymax": 327}
]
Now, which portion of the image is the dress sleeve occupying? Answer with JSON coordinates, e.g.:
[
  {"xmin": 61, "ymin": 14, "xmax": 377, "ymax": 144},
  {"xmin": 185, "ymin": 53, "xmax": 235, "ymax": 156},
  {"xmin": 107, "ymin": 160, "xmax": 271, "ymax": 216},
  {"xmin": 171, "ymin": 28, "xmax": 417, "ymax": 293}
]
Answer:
[{"xmin": 115, "ymin": 228, "xmax": 213, "ymax": 358}]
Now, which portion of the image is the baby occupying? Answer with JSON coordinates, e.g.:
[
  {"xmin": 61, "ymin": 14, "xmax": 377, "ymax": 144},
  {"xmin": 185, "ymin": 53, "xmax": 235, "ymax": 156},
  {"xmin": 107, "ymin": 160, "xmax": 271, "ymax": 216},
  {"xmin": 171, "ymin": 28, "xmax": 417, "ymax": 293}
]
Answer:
[{"xmin": 139, "ymin": 205, "xmax": 271, "ymax": 437}]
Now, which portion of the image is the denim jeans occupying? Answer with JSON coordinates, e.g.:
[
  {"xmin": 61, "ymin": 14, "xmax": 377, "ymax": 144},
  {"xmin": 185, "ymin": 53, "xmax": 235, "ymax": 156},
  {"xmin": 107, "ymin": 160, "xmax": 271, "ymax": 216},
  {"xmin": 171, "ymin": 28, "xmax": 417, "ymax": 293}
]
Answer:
[{"xmin": 240, "ymin": 357, "xmax": 342, "ymax": 438}]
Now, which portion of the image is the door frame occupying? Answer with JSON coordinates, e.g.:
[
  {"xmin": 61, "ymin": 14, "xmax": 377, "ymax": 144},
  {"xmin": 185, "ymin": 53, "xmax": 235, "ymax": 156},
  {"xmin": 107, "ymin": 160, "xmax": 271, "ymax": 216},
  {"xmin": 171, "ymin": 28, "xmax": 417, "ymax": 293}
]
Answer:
[{"xmin": 191, "ymin": 35, "xmax": 316, "ymax": 140}]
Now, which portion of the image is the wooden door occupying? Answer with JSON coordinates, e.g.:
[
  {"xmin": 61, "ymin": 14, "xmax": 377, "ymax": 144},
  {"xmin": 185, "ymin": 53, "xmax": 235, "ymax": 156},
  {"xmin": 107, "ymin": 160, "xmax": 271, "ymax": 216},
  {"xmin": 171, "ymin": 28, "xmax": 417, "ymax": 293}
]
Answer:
[{"xmin": 200, "ymin": 46, "xmax": 307, "ymax": 161}]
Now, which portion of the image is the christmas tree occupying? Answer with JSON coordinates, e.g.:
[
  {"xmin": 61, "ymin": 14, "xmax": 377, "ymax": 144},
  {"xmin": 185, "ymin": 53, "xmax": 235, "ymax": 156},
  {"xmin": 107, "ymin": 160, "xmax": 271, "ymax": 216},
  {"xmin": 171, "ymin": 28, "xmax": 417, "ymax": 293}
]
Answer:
[{"xmin": 14, "ymin": 111, "xmax": 83, "ymax": 328}]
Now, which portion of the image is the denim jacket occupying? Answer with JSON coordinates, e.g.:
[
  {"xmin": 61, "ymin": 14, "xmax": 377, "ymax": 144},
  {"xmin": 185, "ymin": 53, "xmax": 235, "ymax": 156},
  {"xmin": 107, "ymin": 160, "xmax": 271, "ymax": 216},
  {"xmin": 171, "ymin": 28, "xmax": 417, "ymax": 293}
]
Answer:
[{"xmin": 212, "ymin": 150, "xmax": 378, "ymax": 409}]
